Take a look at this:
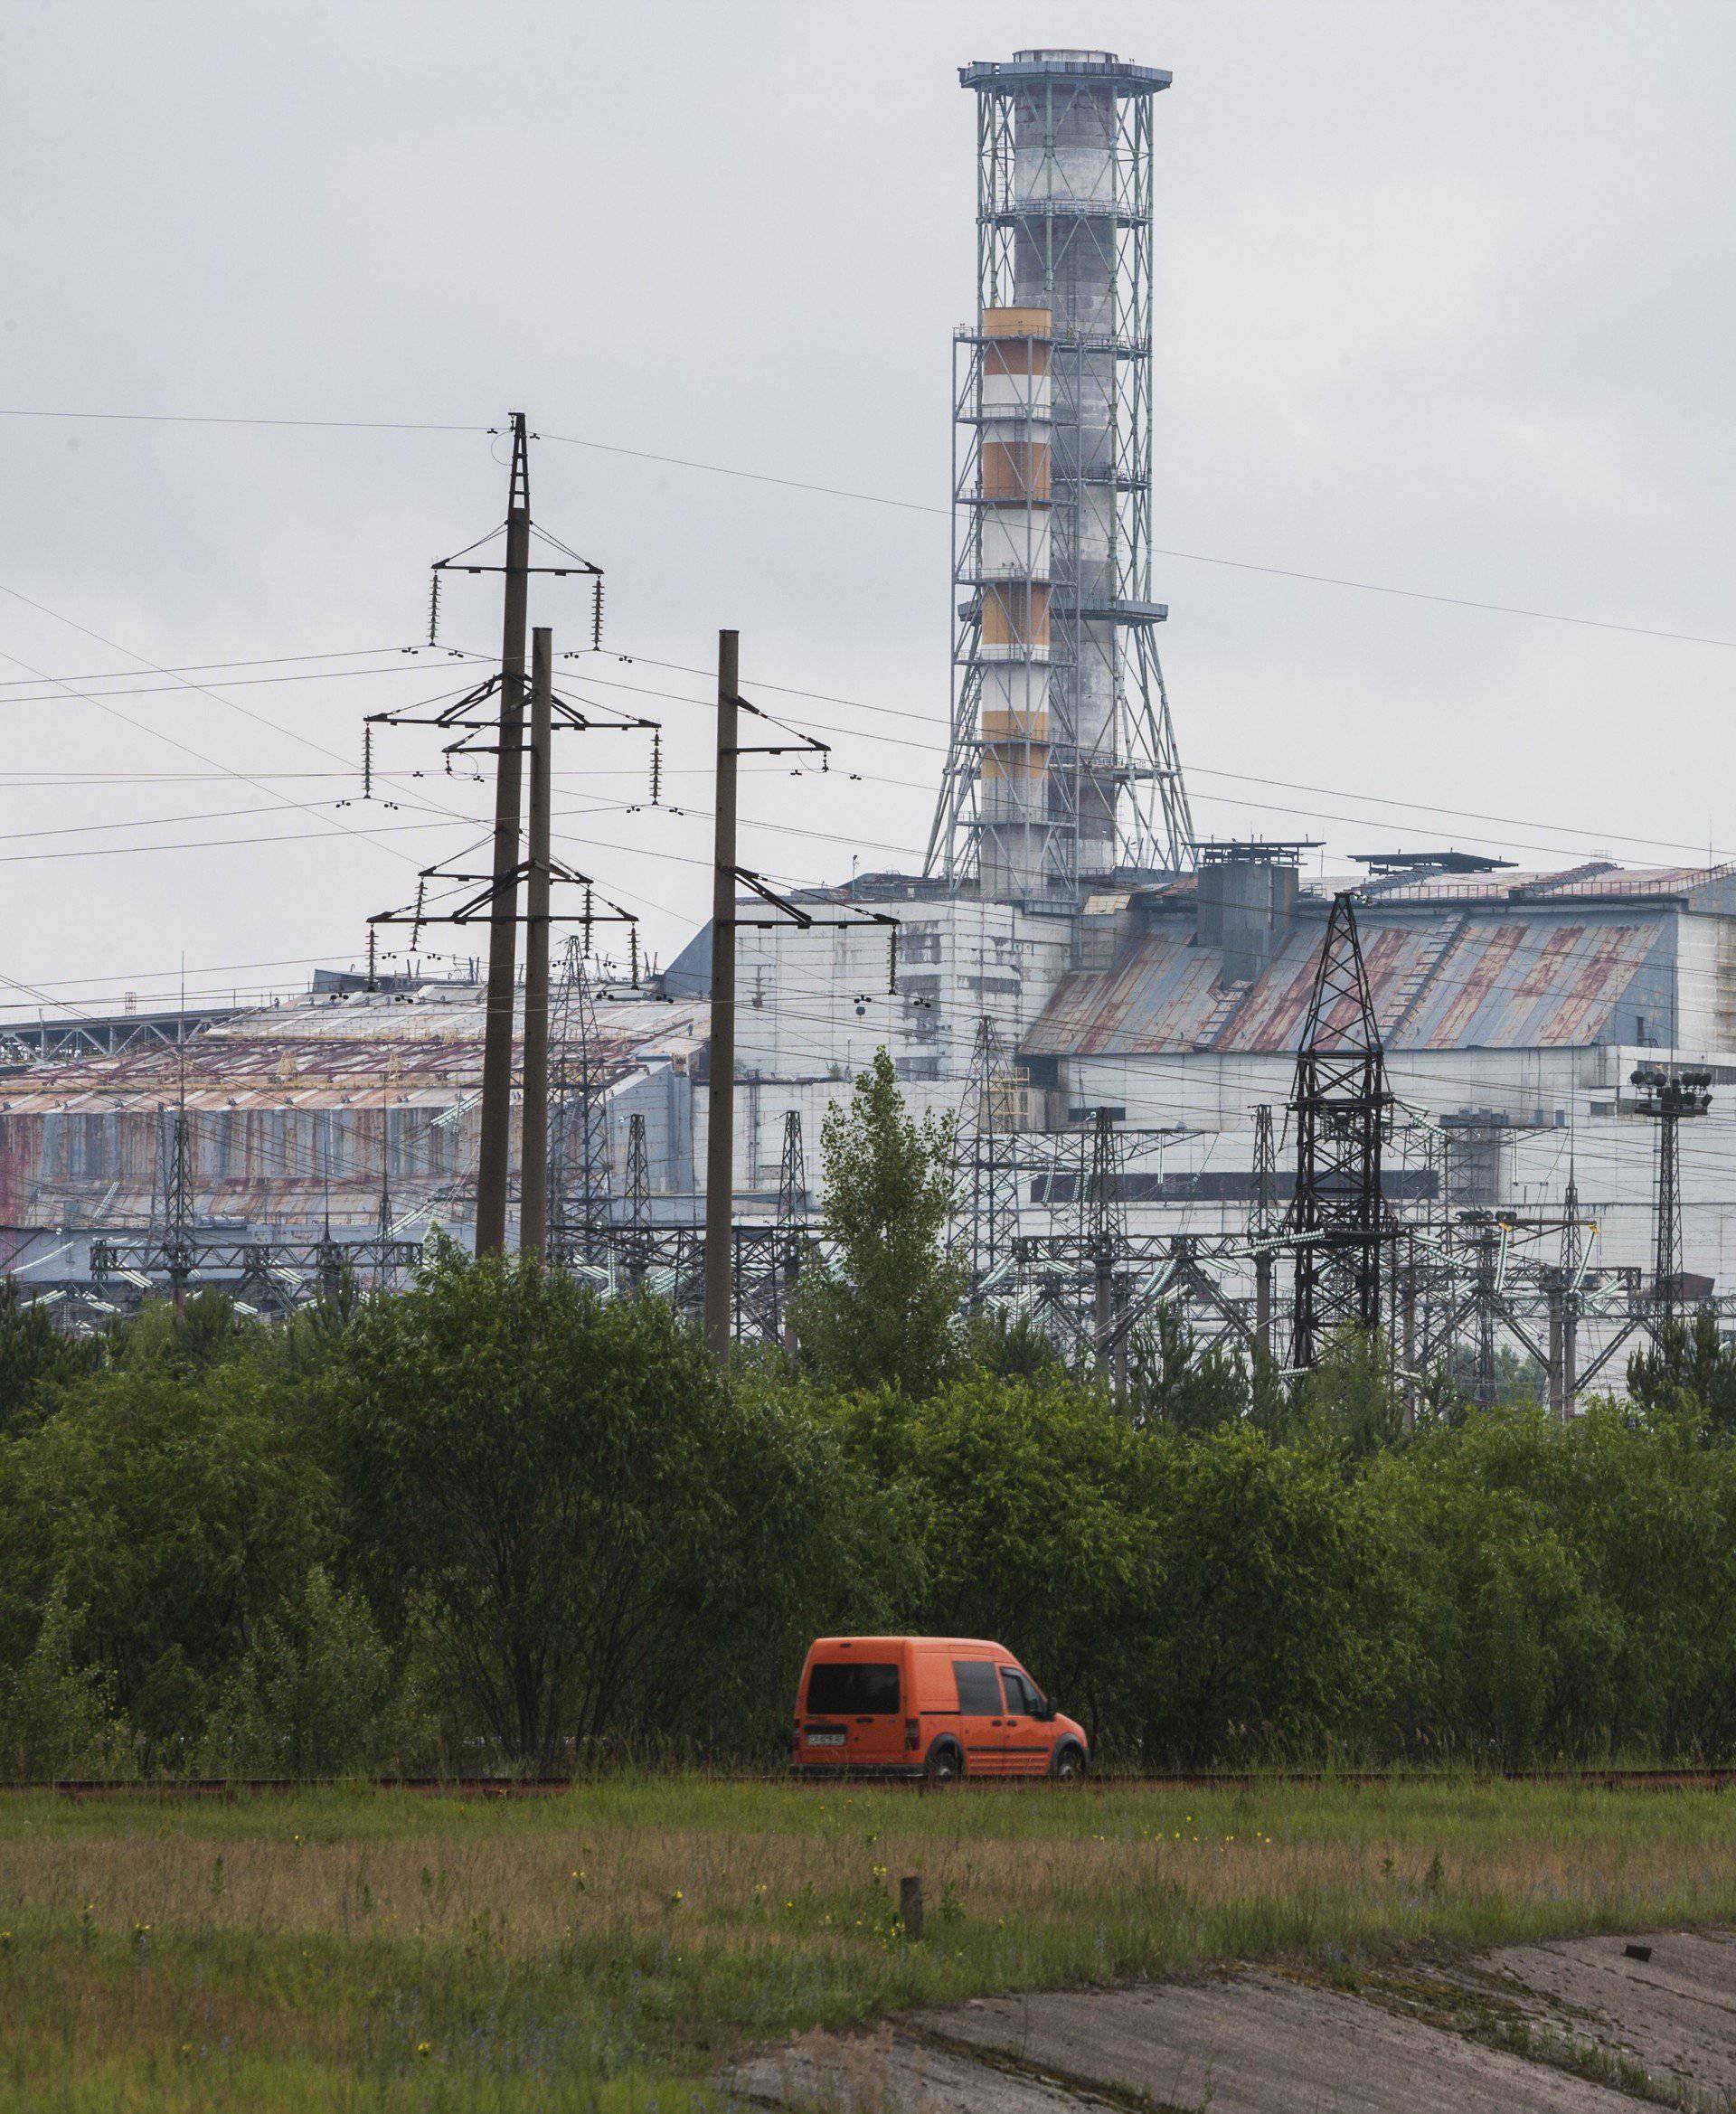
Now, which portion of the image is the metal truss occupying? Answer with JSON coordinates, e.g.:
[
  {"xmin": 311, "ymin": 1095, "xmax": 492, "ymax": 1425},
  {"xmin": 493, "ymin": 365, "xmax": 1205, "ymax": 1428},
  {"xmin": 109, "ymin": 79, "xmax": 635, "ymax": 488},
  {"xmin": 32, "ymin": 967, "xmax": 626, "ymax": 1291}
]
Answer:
[
  {"xmin": 1289, "ymin": 894, "xmax": 1393, "ymax": 1371},
  {"xmin": 929, "ymin": 57, "xmax": 1193, "ymax": 898},
  {"xmin": 547, "ymin": 1220, "xmax": 793, "ymax": 1347},
  {"xmin": 21, "ymin": 1232, "xmax": 428, "ymax": 1318},
  {"xmin": 952, "ymin": 1016, "xmax": 1024, "ymax": 1297},
  {"xmin": 0, "ymin": 1006, "xmax": 241, "ymax": 1062}
]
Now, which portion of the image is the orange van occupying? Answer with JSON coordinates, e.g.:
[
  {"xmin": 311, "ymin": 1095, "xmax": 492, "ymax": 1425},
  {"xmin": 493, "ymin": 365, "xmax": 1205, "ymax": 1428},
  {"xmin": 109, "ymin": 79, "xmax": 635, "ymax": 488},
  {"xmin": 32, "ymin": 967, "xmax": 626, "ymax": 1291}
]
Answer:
[{"xmin": 791, "ymin": 1635, "xmax": 1089, "ymax": 1781}]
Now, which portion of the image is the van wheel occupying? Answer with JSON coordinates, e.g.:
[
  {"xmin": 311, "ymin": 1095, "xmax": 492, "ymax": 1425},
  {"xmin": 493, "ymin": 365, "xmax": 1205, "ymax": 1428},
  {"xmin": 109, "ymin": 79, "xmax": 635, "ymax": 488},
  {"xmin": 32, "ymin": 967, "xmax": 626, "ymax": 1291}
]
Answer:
[
  {"xmin": 1051, "ymin": 1742, "xmax": 1087, "ymax": 1781},
  {"xmin": 925, "ymin": 1741, "xmax": 963, "ymax": 1785}
]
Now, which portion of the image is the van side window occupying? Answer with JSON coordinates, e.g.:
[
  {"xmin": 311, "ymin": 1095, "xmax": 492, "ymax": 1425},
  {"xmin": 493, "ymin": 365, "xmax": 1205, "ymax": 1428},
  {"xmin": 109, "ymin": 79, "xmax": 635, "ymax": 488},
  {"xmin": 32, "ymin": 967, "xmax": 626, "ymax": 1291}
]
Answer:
[
  {"xmin": 999, "ymin": 1668, "xmax": 1034, "ymax": 1714},
  {"xmin": 807, "ymin": 1662, "xmax": 900, "ymax": 1715},
  {"xmin": 953, "ymin": 1661, "xmax": 1003, "ymax": 1715}
]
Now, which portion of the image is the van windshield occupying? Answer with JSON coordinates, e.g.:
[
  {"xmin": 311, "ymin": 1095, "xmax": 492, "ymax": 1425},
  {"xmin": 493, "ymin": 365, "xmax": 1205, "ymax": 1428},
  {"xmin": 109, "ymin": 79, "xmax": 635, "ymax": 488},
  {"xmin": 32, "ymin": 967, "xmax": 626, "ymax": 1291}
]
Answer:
[{"xmin": 807, "ymin": 1661, "xmax": 900, "ymax": 1715}]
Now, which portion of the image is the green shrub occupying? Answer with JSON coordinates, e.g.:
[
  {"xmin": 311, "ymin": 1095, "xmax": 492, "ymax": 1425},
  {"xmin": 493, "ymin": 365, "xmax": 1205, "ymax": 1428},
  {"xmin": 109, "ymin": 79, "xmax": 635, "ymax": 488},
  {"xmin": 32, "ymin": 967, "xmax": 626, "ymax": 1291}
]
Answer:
[
  {"xmin": 0, "ymin": 1575, "xmax": 128, "ymax": 1779},
  {"xmin": 199, "ymin": 1565, "xmax": 434, "ymax": 1777}
]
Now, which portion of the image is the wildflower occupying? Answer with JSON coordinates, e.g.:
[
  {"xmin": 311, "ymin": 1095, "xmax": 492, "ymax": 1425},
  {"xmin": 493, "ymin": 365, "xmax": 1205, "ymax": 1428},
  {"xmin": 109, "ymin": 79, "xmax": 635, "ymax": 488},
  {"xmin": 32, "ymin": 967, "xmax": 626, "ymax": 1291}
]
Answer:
[
  {"xmin": 667, "ymin": 1890, "xmax": 684, "ymax": 1907},
  {"xmin": 416, "ymin": 2042, "xmax": 431, "ymax": 2058}
]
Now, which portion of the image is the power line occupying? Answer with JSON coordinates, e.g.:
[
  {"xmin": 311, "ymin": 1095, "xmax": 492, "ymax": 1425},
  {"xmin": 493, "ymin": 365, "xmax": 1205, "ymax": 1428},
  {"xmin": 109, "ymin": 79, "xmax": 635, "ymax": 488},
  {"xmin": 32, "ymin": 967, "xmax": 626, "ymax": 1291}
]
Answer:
[
  {"xmin": 0, "ymin": 635, "xmax": 413, "ymax": 864},
  {"xmin": 0, "ymin": 590, "xmax": 561, "ymax": 874},
  {"xmin": 0, "ymin": 663, "xmax": 445, "ymax": 706},
  {"xmin": 0, "ymin": 410, "xmax": 484, "ymax": 437},
  {"xmin": 0, "ymin": 646, "xmax": 429, "ymax": 687},
  {"xmin": 4, "ymin": 407, "xmax": 1733, "ymax": 653},
  {"xmin": 568, "ymin": 662, "xmax": 1736, "ymax": 870}
]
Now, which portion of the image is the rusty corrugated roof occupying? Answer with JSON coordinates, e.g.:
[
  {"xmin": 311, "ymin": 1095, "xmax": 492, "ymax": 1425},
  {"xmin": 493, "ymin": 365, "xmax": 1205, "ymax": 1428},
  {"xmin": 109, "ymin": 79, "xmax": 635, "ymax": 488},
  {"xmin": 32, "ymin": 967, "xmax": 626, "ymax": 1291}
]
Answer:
[
  {"xmin": 1024, "ymin": 909, "xmax": 1671, "ymax": 1058},
  {"xmin": 0, "ymin": 989, "xmax": 705, "ymax": 1113}
]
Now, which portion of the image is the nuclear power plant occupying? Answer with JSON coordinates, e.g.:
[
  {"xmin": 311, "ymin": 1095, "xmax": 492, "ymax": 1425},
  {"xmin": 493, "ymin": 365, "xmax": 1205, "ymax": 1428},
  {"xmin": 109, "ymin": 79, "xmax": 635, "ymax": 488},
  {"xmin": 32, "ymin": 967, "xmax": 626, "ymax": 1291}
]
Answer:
[{"xmin": 5, "ymin": 49, "xmax": 1736, "ymax": 1406}]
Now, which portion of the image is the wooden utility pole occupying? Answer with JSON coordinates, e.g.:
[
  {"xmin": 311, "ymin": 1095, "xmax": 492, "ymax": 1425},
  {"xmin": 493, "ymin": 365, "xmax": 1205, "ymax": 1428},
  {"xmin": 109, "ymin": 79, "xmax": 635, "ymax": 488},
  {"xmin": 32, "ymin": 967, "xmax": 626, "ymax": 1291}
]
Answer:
[
  {"xmin": 519, "ymin": 626, "xmax": 553, "ymax": 1261},
  {"xmin": 703, "ymin": 628, "xmax": 740, "ymax": 1354},
  {"xmin": 475, "ymin": 413, "xmax": 532, "ymax": 1256}
]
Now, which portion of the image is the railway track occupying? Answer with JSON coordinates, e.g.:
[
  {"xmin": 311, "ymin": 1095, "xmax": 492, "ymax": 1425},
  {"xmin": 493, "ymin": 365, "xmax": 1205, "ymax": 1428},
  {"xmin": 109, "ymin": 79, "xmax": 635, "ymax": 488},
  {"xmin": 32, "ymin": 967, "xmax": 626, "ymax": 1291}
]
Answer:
[{"xmin": 7, "ymin": 1767, "xmax": 1736, "ymax": 1799}]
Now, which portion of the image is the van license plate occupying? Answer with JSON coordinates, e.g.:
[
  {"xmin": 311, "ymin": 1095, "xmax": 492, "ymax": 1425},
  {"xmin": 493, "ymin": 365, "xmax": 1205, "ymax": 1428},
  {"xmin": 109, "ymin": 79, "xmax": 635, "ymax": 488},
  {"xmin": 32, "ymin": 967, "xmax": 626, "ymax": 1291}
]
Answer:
[{"xmin": 807, "ymin": 1732, "xmax": 844, "ymax": 1746}]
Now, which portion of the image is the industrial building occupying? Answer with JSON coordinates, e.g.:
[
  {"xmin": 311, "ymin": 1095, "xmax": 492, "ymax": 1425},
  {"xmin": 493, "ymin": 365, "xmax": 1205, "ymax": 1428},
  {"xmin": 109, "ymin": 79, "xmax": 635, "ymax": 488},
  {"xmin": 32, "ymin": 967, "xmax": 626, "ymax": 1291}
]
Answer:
[
  {"xmin": 5, "ymin": 47, "xmax": 1733, "ymax": 1356},
  {"xmin": 0, "ymin": 978, "xmax": 712, "ymax": 1304}
]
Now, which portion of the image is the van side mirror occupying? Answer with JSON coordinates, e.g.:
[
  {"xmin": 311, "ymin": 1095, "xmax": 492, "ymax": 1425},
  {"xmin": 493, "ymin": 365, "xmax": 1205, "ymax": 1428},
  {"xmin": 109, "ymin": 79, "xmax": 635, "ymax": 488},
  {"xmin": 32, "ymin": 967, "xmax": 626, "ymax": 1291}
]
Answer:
[{"xmin": 1035, "ymin": 1696, "xmax": 1056, "ymax": 1722}]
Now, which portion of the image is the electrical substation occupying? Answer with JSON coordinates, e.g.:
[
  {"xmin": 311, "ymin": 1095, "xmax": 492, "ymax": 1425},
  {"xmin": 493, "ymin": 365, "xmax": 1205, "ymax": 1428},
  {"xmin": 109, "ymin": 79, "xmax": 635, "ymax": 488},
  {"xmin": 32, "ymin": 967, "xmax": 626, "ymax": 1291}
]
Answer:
[{"xmin": 5, "ymin": 48, "xmax": 1735, "ymax": 1408}]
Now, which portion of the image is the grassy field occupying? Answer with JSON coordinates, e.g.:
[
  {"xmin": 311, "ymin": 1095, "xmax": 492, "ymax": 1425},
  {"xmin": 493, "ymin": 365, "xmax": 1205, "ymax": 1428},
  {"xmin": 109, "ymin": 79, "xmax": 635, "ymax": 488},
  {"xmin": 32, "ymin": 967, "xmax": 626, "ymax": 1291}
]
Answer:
[{"xmin": 4, "ymin": 1774, "xmax": 1736, "ymax": 2110}]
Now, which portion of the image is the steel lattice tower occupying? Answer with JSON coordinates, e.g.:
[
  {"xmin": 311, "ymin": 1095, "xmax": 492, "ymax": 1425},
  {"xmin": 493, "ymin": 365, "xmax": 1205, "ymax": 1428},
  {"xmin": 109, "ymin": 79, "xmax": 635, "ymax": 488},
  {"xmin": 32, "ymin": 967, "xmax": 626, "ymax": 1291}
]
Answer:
[
  {"xmin": 549, "ymin": 939, "xmax": 613, "ymax": 1266},
  {"xmin": 957, "ymin": 1015, "xmax": 1024, "ymax": 1297},
  {"xmin": 1250, "ymin": 1100, "xmax": 1279, "ymax": 1361},
  {"xmin": 774, "ymin": 1110, "xmax": 808, "ymax": 1346},
  {"xmin": 1288, "ymin": 893, "xmax": 1392, "ymax": 1372},
  {"xmin": 928, "ymin": 49, "xmax": 1194, "ymax": 902},
  {"xmin": 1250, "ymin": 1102, "xmax": 1278, "ymax": 1236},
  {"xmin": 620, "ymin": 1111, "xmax": 652, "ymax": 1288},
  {"xmin": 156, "ymin": 1095, "xmax": 194, "ymax": 1310},
  {"xmin": 1632, "ymin": 1062, "xmax": 1712, "ymax": 1335},
  {"xmin": 1078, "ymin": 1106, "xmax": 1127, "ymax": 1370}
]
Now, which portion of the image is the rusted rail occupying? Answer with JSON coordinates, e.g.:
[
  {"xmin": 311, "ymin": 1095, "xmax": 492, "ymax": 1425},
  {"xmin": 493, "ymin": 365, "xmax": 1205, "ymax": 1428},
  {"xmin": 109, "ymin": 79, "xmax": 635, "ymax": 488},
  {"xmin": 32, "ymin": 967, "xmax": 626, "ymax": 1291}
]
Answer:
[{"xmin": 7, "ymin": 1768, "xmax": 1736, "ymax": 1800}]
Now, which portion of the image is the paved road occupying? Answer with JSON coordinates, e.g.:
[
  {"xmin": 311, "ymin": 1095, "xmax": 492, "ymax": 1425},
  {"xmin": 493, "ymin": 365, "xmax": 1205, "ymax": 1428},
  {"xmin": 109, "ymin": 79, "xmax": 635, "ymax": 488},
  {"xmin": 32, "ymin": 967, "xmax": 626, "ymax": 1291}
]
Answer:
[{"xmin": 729, "ymin": 1928, "xmax": 1736, "ymax": 2110}]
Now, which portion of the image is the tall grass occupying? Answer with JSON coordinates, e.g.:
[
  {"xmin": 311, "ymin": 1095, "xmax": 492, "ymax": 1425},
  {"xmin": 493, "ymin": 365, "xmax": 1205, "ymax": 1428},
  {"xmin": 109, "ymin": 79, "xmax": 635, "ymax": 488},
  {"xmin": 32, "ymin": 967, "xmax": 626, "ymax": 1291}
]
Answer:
[{"xmin": 1, "ymin": 1776, "xmax": 1733, "ymax": 2109}]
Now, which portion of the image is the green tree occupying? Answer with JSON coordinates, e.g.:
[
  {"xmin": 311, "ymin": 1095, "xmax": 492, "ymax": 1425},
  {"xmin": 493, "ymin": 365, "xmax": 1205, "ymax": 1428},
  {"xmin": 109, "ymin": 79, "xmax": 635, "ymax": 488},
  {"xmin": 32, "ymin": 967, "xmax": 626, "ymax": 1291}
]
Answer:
[
  {"xmin": 0, "ymin": 1575, "xmax": 128, "ymax": 1779},
  {"xmin": 0, "ymin": 1282, "xmax": 104, "ymax": 1438},
  {"xmin": 1127, "ymin": 1308, "xmax": 1250, "ymax": 1433},
  {"xmin": 1139, "ymin": 1424, "xmax": 1410, "ymax": 1763},
  {"xmin": 1299, "ymin": 1327, "xmax": 1405, "ymax": 1458},
  {"xmin": 335, "ymin": 1249, "xmax": 902, "ymax": 1770},
  {"xmin": 792, "ymin": 1048, "xmax": 966, "ymax": 1396},
  {"xmin": 855, "ymin": 1368, "xmax": 1168, "ymax": 1741},
  {"xmin": 1628, "ymin": 1311, "xmax": 1736, "ymax": 1439},
  {"xmin": 0, "ymin": 1328, "xmax": 329, "ymax": 1759},
  {"xmin": 200, "ymin": 1565, "xmax": 431, "ymax": 1777},
  {"xmin": 1363, "ymin": 1397, "xmax": 1736, "ymax": 1762},
  {"xmin": 960, "ymin": 1306, "xmax": 1063, "ymax": 1379}
]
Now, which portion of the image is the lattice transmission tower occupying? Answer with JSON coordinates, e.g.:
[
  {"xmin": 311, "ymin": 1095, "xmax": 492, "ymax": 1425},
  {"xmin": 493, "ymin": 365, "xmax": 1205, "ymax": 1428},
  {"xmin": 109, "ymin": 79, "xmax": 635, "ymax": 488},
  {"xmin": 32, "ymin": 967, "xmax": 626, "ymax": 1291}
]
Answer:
[
  {"xmin": 549, "ymin": 939, "xmax": 613, "ymax": 1267},
  {"xmin": 1288, "ymin": 893, "xmax": 1392, "ymax": 1373},
  {"xmin": 1631, "ymin": 1062, "xmax": 1712, "ymax": 1335},
  {"xmin": 619, "ymin": 1111, "xmax": 652, "ymax": 1288},
  {"xmin": 1250, "ymin": 1100, "xmax": 1278, "ymax": 1361},
  {"xmin": 956, "ymin": 1015, "xmax": 1024, "ymax": 1298},
  {"xmin": 1078, "ymin": 1106, "xmax": 1127, "ymax": 1374},
  {"xmin": 773, "ymin": 1109, "xmax": 809, "ymax": 1348},
  {"xmin": 928, "ymin": 49, "xmax": 1194, "ymax": 902}
]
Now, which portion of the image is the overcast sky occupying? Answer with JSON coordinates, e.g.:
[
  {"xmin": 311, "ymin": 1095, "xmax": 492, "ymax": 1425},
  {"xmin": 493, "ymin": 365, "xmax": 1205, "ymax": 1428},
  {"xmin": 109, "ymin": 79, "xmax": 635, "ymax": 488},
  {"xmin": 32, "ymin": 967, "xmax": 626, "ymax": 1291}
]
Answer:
[{"xmin": 1, "ymin": 0, "xmax": 1732, "ymax": 1017}]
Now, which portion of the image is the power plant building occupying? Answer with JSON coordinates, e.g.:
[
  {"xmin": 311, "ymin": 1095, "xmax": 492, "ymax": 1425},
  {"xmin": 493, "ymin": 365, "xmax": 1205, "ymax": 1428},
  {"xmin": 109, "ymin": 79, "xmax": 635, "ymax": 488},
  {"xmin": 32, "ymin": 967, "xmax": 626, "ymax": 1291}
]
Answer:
[{"xmin": 4, "ymin": 49, "xmax": 1732, "ymax": 1321}]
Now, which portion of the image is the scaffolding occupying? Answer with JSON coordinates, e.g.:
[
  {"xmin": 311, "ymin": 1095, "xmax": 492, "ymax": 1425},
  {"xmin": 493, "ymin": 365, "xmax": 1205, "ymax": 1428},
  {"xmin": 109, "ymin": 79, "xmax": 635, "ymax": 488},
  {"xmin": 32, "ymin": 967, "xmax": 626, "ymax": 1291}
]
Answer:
[{"xmin": 929, "ymin": 49, "xmax": 1194, "ymax": 901}]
